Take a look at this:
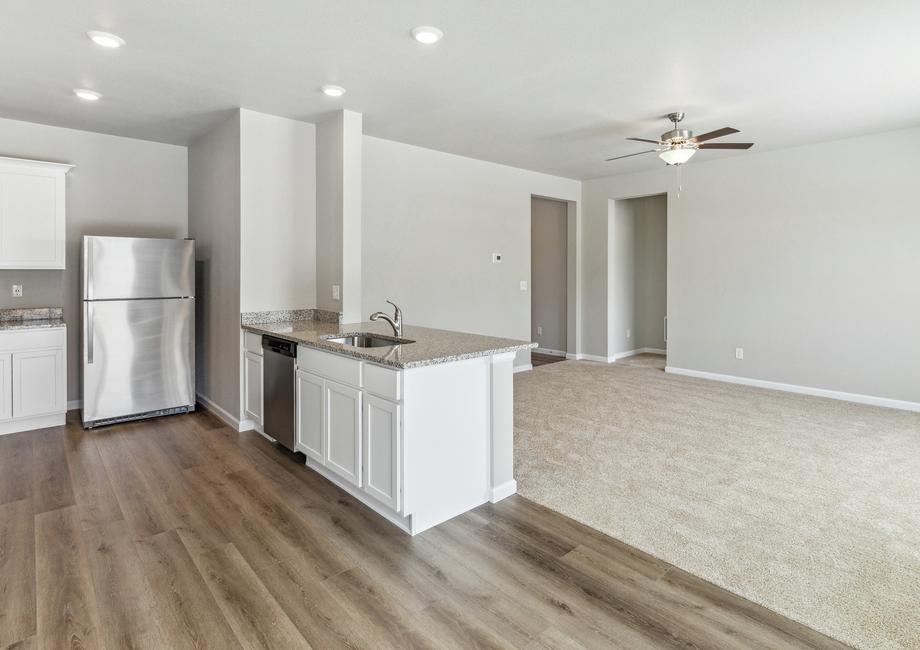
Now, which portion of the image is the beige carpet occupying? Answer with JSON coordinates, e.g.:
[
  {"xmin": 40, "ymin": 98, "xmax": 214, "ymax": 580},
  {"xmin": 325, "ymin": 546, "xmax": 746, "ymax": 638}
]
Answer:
[{"xmin": 514, "ymin": 360, "xmax": 920, "ymax": 650}]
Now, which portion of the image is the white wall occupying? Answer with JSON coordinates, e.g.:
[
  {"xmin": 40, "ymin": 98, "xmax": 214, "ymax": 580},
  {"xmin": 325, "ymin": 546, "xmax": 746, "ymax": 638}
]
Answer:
[
  {"xmin": 0, "ymin": 116, "xmax": 187, "ymax": 402},
  {"xmin": 608, "ymin": 194, "xmax": 666, "ymax": 355},
  {"xmin": 239, "ymin": 109, "xmax": 316, "ymax": 312},
  {"xmin": 531, "ymin": 197, "xmax": 568, "ymax": 352},
  {"xmin": 583, "ymin": 127, "xmax": 920, "ymax": 403},
  {"xmin": 362, "ymin": 136, "xmax": 580, "ymax": 366},
  {"xmin": 188, "ymin": 113, "xmax": 241, "ymax": 417}
]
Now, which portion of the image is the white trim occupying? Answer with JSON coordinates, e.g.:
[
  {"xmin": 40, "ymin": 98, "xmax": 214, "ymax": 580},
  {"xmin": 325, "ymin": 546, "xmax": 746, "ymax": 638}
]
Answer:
[
  {"xmin": 611, "ymin": 347, "xmax": 667, "ymax": 361},
  {"xmin": 513, "ymin": 364, "xmax": 533, "ymax": 373},
  {"xmin": 489, "ymin": 479, "xmax": 517, "ymax": 503},
  {"xmin": 0, "ymin": 412, "xmax": 66, "ymax": 436},
  {"xmin": 664, "ymin": 367, "xmax": 920, "ymax": 413},
  {"xmin": 67, "ymin": 399, "xmax": 82, "ymax": 410},
  {"xmin": 533, "ymin": 347, "xmax": 567, "ymax": 357},
  {"xmin": 196, "ymin": 393, "xmax": 249, "ymax": 431},
  {"xmin": 565, "ymin": 352, "xmax": 583, "ymax": 360},
  {"xmin": 579, "ymin": 353, "xmax": 614, "ymax": 363}
]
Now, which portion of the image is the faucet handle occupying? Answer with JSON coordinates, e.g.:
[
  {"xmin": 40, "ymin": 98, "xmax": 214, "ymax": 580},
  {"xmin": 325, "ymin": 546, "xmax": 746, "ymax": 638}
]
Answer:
[{"xmin": 385, "ymin": 299, "xmax": 401, "ymax": 320}]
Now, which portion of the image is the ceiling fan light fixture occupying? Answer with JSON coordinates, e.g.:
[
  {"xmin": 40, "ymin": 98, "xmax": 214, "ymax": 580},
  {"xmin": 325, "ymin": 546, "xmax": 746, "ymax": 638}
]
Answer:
[{"xmin": 659, "ymin": 146, "xmax": 696, "ymax": 166}]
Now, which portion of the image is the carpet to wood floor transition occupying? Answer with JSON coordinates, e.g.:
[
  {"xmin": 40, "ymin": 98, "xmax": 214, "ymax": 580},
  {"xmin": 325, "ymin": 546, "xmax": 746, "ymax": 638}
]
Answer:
[{"xmin": 514, "ymin": 359, "xmax": 920, "ymax": 650}]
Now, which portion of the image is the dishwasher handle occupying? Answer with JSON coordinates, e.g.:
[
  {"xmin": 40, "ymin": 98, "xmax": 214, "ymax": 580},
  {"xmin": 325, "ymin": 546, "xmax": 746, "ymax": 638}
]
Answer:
[{"xmin": 262, "ymin": 335, "xmax": 296, "ymax": 357}]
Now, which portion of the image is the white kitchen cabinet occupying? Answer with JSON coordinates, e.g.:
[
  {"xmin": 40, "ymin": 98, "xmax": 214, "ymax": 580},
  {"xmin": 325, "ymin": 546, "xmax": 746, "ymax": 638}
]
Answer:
[
  {"xmin": 12, "ymin": 348, "xmax": 65, "ymax": 418},
  {"xmin": 243, "ymin": 351, "xmax": 263, "ymax": 425},
  {"xmin": 363, "ymin": 394, "xmax": 401, "ymax": 511},
  {"xmin": 0, "ymin": 157, "xmax": 73, "ymax": 269},
  {"xmin": 0, "ymin": 327, "xmax": 67, "ymax": 435},
  {"xmin": 0, "ymin": 353, "xmax": 11, "ymax": 421},
  {"xmin": 325, "ymin": 379, "xmax": 362, "ymax": 487},
  {"xmin": 295, "ymin": 369, "xmax": 324, "ymax": 462}
]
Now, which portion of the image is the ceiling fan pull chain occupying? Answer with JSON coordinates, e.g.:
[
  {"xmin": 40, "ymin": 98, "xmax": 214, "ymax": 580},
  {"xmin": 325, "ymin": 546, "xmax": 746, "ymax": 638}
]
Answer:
[{"xmin": 676, "ymin": 164, "xmax": 682, "ymax": 199}]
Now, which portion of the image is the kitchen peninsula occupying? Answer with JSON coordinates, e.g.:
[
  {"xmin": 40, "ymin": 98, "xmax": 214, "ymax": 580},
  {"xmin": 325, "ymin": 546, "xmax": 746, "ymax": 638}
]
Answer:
[{"xmin": 241, "ymin": 315, "xmax": 534, "ymax": 535}]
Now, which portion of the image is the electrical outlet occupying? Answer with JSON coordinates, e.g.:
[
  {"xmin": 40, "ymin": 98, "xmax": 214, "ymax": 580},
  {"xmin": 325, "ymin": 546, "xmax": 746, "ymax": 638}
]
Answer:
[
  {"xmin": 332, "ymin": 285, "xmax": 340, "ymax": 301},
  {"xmin": 520, "ymin": 280, "xmax": 528, "ymax": 291},
  {"xmin": 492, "ymin": 253, "xmax": 503, "ymax": 264},
  {"xmin": 536, "ymin": 326, "xmax": 543, "ymax": 336},
  {"xmin": 626, "ymin": 328, "xmax": 631, "ymax": 339},
  {"xmin": 735, "ymin": 347, "xmax": 744, "ymax": 360},
  {"xmin": 11, "ymin": 285, "xmax": 22, "ymax": 297}
]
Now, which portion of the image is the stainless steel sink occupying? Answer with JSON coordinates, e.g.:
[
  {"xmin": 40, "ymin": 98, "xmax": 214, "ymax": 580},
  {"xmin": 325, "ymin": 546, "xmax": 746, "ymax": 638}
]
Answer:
[{"xmin": 323, "ymin": 333, "xmax": 415, "ymax": 348}]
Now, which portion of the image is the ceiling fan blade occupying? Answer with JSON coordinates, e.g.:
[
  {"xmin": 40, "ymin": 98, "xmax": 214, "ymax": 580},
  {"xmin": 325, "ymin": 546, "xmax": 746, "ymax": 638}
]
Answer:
[
  {"xmin": 697, "ymin": 142, "xmax": 754, "ymax": 149},
  {"xmin": 626, "ymin": 137, "xmax": 662, "ymax": 144},
  {"xmin": 605, "ymin": 150, "xmax": 657, "ymax": 162},
  {"xmin": 690, "ymin": 127, "xmax": 740, "ymax": 143}
]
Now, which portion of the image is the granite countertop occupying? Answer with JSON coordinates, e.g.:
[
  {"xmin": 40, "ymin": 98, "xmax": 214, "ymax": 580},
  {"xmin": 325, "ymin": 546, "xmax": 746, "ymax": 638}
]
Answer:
[
  {"xmin": 0, "ymin": 318, "xmax": 66, "ymax": 331},
  {"xmin": 0, "ymin": 307, "xmax": 65, "ymax": 331},
  {"xmin": 242, "ymin": 320, "xmax": 535, "ymax": 369}
]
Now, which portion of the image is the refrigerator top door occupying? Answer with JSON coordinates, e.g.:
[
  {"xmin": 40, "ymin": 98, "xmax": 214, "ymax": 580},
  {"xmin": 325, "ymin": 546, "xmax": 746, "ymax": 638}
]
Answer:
[{"xmin": 83, "ymin": 236, "xmax": 195, "ymax": 300}]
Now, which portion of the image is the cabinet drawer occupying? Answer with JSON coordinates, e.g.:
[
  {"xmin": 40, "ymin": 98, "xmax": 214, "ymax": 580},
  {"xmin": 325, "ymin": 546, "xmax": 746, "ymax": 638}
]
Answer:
[
  {"xmin": 363, "ymin": 363, "xmax": 401, "ymax": 401},
  {"xmin": 0, "ymin": 327, "xmax": 66, "ymax": 352},
  {"xmin": 243, "ymin": 331, "xmax": 263, "ymax": 355},
  {"xmin": 298, "ymin": 346, "xmax": 361, "ymax": 388}
]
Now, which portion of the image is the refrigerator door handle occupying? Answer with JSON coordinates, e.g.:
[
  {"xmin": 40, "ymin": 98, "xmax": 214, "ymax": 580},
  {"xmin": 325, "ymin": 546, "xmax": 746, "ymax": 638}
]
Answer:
[
  {"xmin": 86, "ymin": 302, "xmax": 94, "ymax": 364},
  {"xmin": 85, "ymin": 237, "xmax": 94, "ymax": 300}
]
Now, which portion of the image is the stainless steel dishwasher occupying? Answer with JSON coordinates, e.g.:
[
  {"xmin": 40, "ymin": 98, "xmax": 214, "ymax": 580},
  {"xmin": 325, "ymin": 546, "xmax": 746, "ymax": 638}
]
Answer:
[{"xmin": 261, "ymin": 335, "xmax": 296, "ymax": 451}]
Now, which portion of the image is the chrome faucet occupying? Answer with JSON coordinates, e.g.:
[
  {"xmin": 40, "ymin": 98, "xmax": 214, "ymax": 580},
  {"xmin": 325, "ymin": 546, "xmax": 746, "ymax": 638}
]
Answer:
[{"xmin": 369, "ymin": 299, "xmax": 402, "ymax": 337}]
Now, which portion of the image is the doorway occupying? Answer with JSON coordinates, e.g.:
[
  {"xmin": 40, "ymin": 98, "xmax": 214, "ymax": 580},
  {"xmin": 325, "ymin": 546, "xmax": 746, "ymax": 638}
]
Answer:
[
  {"xmin": 531, "ymin": 197, "xmax": 569, "ymax": 367},
  {"xmin": 608, "ymin": 194, "xmax": 667, "ymax": 368}
]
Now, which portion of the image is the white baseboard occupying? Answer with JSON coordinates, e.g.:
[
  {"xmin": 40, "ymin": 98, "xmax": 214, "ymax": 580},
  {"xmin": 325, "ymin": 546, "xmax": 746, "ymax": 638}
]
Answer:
[
  {"xmin": 67, "ymin": 399, "xmax": 82, "ymax": 411},
  {"xmin": 0, "ymin": 412, "xmax": 66, "ymax": 436},
  {"xmin": 196, "ymin": 393, "xmax": 249, "ymax": 431},
  {"xmin": 639, "ymin": 347, "xmax": 666, "ymax": 355},
  {"xmin": 533, "ymin": 347, "xmax": 567, "ymax": 357},
  {"xmin": 490, "ymin": 479, "xmax": 517, "ymax": 503},
  {"xmin": 513, "ymin": 364, "xmax": 533, "ymax": 373},
  {"xmin": 577, "ymin": 353, "xmax": 613, "ymax": 363},
  {"xmin": 664, "ymin": 366, "xmax": 920, "ymax": 413},
  {"xmin": 611, "ymin": 347, "xmax": 667, "ymax": 361}
]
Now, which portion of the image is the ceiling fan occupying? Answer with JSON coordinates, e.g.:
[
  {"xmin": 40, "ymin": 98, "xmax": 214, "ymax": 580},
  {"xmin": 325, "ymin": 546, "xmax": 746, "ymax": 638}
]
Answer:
[{"xmin": 606, "ymin": 112, "xmax": 754, "ymax": 165}]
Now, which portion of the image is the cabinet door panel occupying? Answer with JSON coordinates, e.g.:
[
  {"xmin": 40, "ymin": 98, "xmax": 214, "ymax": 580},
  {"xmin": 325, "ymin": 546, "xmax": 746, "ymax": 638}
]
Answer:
[
  {"xmin": 325, "ymin": 380, "xmax": 361, "ymax": 486},
  {"xmin": 0, "ymin": 353, "xmax": 11, "ymax": 421},
  {"xmin": 363, "ymin": 395, "xmax": 400, "ymax": 511},
  {"xmin": 0, "ymin": 168, "xmax": 65, "ymax": 269},
  {"xmin": 296, "ymin": 370, "xmax": 324, "ymax": 462},
  {"xmin": 243, "ymin": 351, "xmax": 262, "ymax": 424},
  {"xmin": 12, "ymin": 348, "xmax": 65, "ymax": 417}
]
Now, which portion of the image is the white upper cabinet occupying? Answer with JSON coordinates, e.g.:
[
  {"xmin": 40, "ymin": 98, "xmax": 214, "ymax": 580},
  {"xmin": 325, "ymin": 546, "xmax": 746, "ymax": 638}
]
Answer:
[{"xmin": 0, "ymin": 157, "xmax": 73, "ymax": 269}]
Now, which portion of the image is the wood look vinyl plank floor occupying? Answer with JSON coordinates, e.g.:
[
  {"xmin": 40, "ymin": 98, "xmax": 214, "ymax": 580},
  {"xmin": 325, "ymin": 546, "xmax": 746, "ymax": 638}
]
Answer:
[{"xmin": 0, "ymin": 411, "xmax": 852, "ymax": 649}]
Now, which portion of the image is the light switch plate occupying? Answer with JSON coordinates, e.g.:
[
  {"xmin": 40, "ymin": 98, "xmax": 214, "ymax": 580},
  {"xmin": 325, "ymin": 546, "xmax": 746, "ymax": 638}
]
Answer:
[
  {"xmin": 519, "ymin": 280, "xmax": 528, "ymax": 291},
  {"xmin": 735, "ymin": 347, "xmax": 744, "ymax": 360},
  {"xmin": 492, "ymin": 253, "xmax": 502, "ymax": 264},
  {"xmin": 536, "ymin": 326, "xmax": 542, "ymax": 335},
  {"xmin": 332, "ymin": 285, "xmax": 341, "ymax": 301}
]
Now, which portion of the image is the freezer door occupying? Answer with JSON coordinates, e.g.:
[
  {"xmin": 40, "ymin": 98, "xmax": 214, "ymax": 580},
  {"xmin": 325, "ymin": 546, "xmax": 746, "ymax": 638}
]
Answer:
[
  {"xmin": 83, "ymin": 236, "xmax": 195, "ymax": 300},
  {"xmin": 82, "ymin": 297, "xmax": 195, "ymax": 424}
]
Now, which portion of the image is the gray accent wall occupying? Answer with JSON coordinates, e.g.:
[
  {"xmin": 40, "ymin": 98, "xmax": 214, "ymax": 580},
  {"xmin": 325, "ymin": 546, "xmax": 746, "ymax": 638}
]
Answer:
[
  {"xmin": 531, "ymin": 197, "xmax": 568, "ymax": 353},
  {"xmin": 188, "ymin": 113, "xmax": 241, "ymax": 418},
  {"xmin": 608, "ymin": 194, "xmax": 666, "ymax": 355},
  {"xmin": 583, "ymin": 127, "xmax": 920, "ymax": 403},
  {"xmin": 0, "ymin": 116, "xmax": 188, "ymax": 403}
]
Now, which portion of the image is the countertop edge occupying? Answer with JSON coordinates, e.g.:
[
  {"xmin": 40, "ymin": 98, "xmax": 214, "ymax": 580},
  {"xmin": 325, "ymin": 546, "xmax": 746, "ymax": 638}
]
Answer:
[{"xmin": 241, "ymin": 323, "xmax": 536, "ymax": 369}]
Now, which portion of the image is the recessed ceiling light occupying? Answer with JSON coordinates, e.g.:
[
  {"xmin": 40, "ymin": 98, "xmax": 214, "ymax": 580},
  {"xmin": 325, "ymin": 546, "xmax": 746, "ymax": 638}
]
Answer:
[
  {"xmin": 86, "ymin": 30, "xmax": 125, "ymax": 48},
  {"xmin": 321, "ymin": 84, "xmax": 346, "ymax": 97},
  {"xmin": 74, "ymin": 88, "xmax": 102, "ymax": 101},
  {"xmin": 411, "ymin": 26, "xmax": 443, "ymax": 44}
]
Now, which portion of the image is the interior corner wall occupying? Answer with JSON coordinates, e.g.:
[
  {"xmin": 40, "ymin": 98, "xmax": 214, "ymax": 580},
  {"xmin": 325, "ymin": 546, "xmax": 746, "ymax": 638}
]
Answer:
[
  {"xmin": 188, "ymin": 112, "xmax": 241, "ymax": 418},
  {"xmin": 239, "ymin": 109, "xmax": 317, "ymax": 312},
  {"xmin": 583, "ymin": 126, "xmax": 920, "ymax": 403},
  {"xmin": 0, "ymin": 116, "xmax": 188, "ymax": 403},
  {"xmin": 607, "ymin": 194, "xmax": 666, "ymax": 356},
  {"xmin": 362, "ymin": 135, "xmax": 580, "ymax": 368}
]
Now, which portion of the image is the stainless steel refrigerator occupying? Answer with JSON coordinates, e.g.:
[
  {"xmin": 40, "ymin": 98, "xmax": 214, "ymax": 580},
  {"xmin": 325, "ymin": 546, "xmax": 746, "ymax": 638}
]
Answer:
[{"xmin": 82, "ymin": 236, "xmax": 195, "ymax": 428}]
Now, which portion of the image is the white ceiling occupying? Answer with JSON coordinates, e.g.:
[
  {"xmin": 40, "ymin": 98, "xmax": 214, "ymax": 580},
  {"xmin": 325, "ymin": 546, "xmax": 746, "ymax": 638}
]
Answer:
[{"xmin": 1, "ymin": 1, "xmax": 919, "ymax": 179}]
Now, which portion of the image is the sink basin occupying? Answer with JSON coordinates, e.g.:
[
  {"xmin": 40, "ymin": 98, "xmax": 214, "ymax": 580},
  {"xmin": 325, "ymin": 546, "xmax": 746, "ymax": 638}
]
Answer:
[{"xmin": 324, "ymin": 333, "xmax": 415, "ymax": 348}]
